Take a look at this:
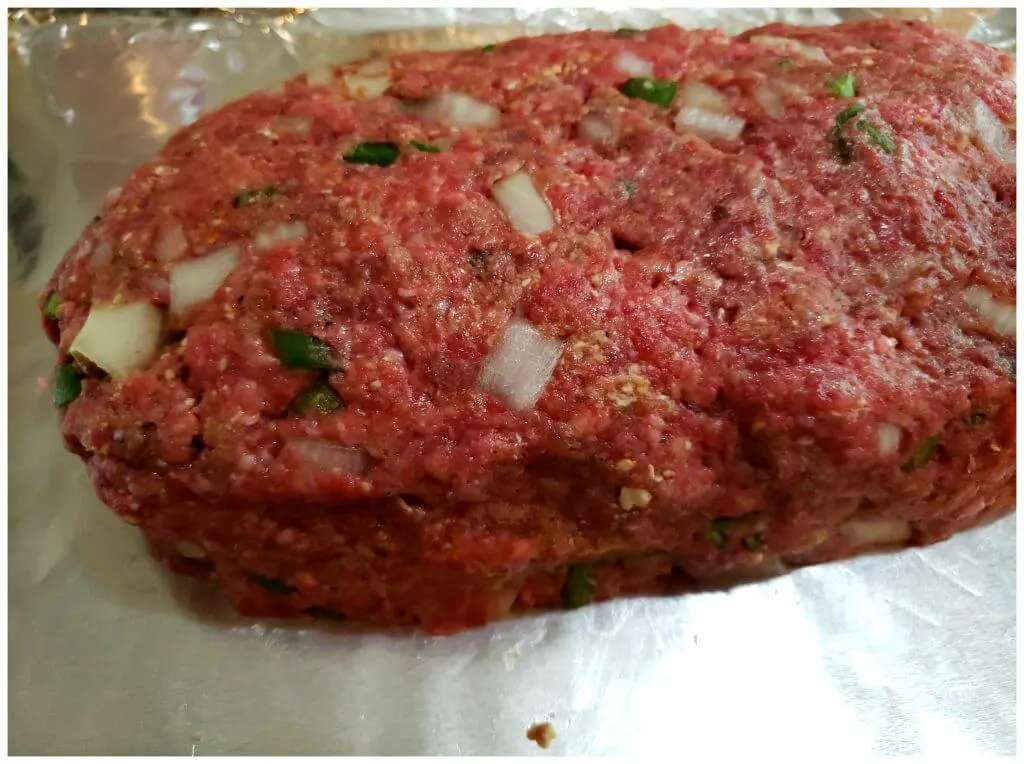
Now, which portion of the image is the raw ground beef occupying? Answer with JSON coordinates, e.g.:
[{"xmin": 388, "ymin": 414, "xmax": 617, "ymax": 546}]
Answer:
[{"xmin": 41, "ymin": 20, "xmax": 1015, "ymax": 633}]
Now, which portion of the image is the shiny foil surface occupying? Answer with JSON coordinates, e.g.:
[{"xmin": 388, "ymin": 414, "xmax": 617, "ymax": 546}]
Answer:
[{"xmin": 8, "ymin": 8, "xmax": 1016, "ymax": 755}]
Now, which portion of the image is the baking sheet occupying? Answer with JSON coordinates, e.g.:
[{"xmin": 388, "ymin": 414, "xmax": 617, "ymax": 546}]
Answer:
[{"xmin": 7, "ymin": 7, "xmax": 1016, "ymax": 755}]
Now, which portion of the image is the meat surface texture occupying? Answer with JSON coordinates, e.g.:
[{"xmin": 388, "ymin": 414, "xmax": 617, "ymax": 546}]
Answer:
[{"xmin": 41, "ymin": 20, "xmax": 1016, "ymax": 633}]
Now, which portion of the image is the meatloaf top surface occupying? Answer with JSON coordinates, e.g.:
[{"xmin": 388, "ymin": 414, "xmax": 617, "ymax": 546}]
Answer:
[{"xmin": 43, "ymin": 21, "xmax": 1015, "ymax": 547}]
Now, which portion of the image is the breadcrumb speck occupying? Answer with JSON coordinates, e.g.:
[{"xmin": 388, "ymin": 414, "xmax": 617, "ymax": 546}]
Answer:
[{"xmin": 527, "ymin": 721, "xmax": 556, "ymax": 749}]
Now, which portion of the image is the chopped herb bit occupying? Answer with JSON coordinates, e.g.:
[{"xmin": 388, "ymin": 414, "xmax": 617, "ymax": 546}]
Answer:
[
  {"xmin": 562, "ymin": 564, "xmax": 597, "ymax": 609},
  {"xmin": 343, "ymin": 141, "xmax": 400, "ymax": 167},
  {"xmin": 825, "ymin": 72, "xmax": 857, "ymax": 98},
  {"xmin": 966, "ymin": 412, "xmax": 988, "ymax": 425},
  {"xmin": 43, "ymin": 291, "xmax": 61, "ymax": 320},
  {"xmin": 92, "ymin": 214, "xmax": 102, "ymax": 224},
  {"xmin": 829, "ymin": 125, "xmax": 854, "ymax": 163},
  {"xmin": 410, "ymin": 140, "xmax": 441, "ymax": 153},
  {"xmin": 481, "ymin": 44, "xmax": 497, "ymax": 52},
  {"xmin": 620, "ymin": 178, "xmax": 638, "ymax": 199},
  {"xmin": 614, "ymin": 28, "xmax": 640, "ymax": 38},
  {"xmin": 743, "ymin": 533, "xmax": 764, "ymax": 551},
  {"xmin": 305, "ymin": 606, "xmax": 346, "ymax": 620},
  {"xmin": 291, "ymin": 382, "xmax": 343, "ymax": 416},
  {"xmin": 868, "ymin": 41, "xmax": 883, "ymax": 50},
  {"xmin": 835, "ymin": 102, "xmax": 866, "ymax": 125},
  {"xmin": 776, "ymin": 57, "xmax": 794, "ymax": 68},
  {"xmin": 269, "ymin": 328, "xmax": 343, "ymax": 371},
  {"xmin": 902, "ymin": 435, "xmax": 940, "ymax": 472},
  {"xmin": 618, "ymin": 77, "xmax": 678, "ymax": 108},
  {"xmin": 855, "ymin": 119, "xmax": 896, "ymax": 153},
  {"xmin": 249, "ymin": 574, "xmax": 296, "ymax": 594},
  {"xmin": 54, "ymin": 363, "xmax": 82, "ymax": 407},
  {"xmin": 232, "ymin": 185, "xmax": 278, "ymax": 208}
]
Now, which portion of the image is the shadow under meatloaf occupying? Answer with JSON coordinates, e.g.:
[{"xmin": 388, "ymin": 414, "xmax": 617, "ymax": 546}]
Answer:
[{"xmin": 43, "ymin": 19, "xmax": 1015, "ymax": 634}]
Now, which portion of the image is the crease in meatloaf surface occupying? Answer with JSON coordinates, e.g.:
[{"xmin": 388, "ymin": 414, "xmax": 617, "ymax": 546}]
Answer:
[{"xmin": 42, "ymin": 20, "xmax": 1015, "ymax": 633}]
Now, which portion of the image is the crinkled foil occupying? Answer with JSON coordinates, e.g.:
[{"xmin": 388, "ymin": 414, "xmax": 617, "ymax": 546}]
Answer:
[{"xmin": 8, "ymin": 8, "xmax": 1016, "ymax": 755}]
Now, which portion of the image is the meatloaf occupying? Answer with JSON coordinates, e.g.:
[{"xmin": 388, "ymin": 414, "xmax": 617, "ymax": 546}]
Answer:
[{"xmin": 40, "ymin": 20, "xmax": 1016, "ymax": 634}]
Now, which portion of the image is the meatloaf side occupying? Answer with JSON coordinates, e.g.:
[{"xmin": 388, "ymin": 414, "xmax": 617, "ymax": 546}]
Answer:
[{"xmin": 41, "ymin": 20, "xmax": 1015, "ymax": 633}]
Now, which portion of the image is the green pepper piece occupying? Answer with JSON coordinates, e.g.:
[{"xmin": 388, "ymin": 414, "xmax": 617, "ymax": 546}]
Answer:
[
  {"xmin": 562, "ymin": 564, "xmax": 597, "ymax": 609},
  {"xmin": 480, "ymin": 44, "xmax": 497, "ymax": 52},
  {"xmin": 291, "ymin": 382, "xmax": 343, "ymax": 416},
  {"xmin": 232, "ymin": 185, "xmax": 278, "ymax": 208},
  {"xmin": 855, "ymin": 119, "xmax": 896, "ymax": 153},
  {"xmin": 835, "ymin": 102, "xmax": 866, "ymax": 125},
  {"xmin": 343, "ymin": 142, "xmax": 400, "ymax": 167},
  {"xmin": 54, "ymin": 363, "xmax": 82, "ymax": 407},
  {"xmin": 705, "ymin": 524, "xmax": 727, "ymax": 548},
  {"xmin": 43, "ymin": 291, "xmax": 61, "ymax": 321},
  {"xmin": 902, "ymin": 435, "xmax": 940, "ymax": 471},
  {"xmin": 269, "ymin": 328, "xmax": 342, "ymax": 372},
  {"xmin": 618, "ymin": 77, "xmax": 678, "ymax": 108},
  {"xmin": 743, "ymin": 533, "xmax": 765, "ymax": 551},
  {"xmin": 410, "ymin": 140, "xmax": 441, "ymax": 153},
  {"xmin": 614, "ymin": 28, "xmax": 640, "ymax": 38},
  {"xmin": 825, "ymin": 72, "xmax": 857, "ymax": 98}
]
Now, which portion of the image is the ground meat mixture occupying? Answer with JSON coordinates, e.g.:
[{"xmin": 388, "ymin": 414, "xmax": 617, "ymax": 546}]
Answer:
[{"xmin": 40, "ymin": 20, "xmax": 1015, "ymax": 634}]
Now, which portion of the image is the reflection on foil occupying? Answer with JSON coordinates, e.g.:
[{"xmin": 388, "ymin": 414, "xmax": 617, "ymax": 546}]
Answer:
[{"xmin": 7, "ymin": 7, "xmax": 1016, "ymax": 755}]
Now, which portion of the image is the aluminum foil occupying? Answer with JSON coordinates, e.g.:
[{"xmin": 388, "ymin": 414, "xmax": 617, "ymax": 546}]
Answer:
[{"xmin": 8, "ymin": 8, "xmax": 1016, "ymax": 755}]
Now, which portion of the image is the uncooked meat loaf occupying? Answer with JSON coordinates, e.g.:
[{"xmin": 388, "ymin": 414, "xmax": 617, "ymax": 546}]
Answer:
[{"xmin": 41, "ymin": 20, "xmax": 1016, "ymax": 633}]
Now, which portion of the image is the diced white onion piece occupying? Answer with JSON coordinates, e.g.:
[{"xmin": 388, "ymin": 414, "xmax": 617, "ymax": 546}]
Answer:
[
  {"xmin": 306, "ymin": 66, "xmax": 334, "ymax": 87},
  {"xmin": 273, "ymin": 116, "xmax": 311, "ymax": 133},
  {"xmin": 417, "ymin": 92, "xmax": 501, "ymax": 129},
  {"xmin": 70, "ymin": 301, "xmax": 164, "ymax": 380},
  {"xmin": 156, "ymin": 221, "xmax": 188, "ymax": 263},
  {"xmin": 289, "ymin": 438, "xmax": 369, "ymax": 474},
  {"xmin": 177, "ymin": 541, "xmax": 206, "ymax": 559},
  {"xmin": 90, "ymin": 240, "xmax": 113, "ymax": 269},
  {"xmin": 104, "ymin": 186, "xmax": 122, "ymax": 205},
  {"xmin": 679, "ymin": 82, "xmax": 729, "ymax": 114},
  {"xmin": 615, "ymin": 51, "xmax": 653, "ymax": 77},
  {"xmin": 700, "ymin": 556, "xmax": 788, "ymax": 588},
  {"xmin": 479, "ymin": 319, "xmax": 564, "ymax": 411},
  {"xmin": 355, "ymin": 59, "xmax": 389, "ymax": 77},
  {"xmin": 492, "ymin": 171, "xmax": 555, "ymax": 237},
  {"xmin": 841, "ymin": 518, "xmax": 912, "ymax": 548},
  {"xmin": 619, "ymin": 487, "xmax": 652, "ymax": 510},
  {"xmin": 972, "ymin": 98, "xmax": 1015, "ymax": 165},
  {"xmin": 343, "ymin": 74, "xmax": 391, "ymax": 99},
  {"xmin": 169, "ymin": 246, "xmax": 240, "ymax": 314},
  {"xmin": 877, "ymin": 423, "xmax": 902, "ymax": 456},
  {"xmin": 578, "ymin": 114, "xmax": 614, "ymax": 143},
  {"xmin": 255, "ymin": 221, "xmax": 308, "ymax": 251},
  {"xmin": 675, "ymin": 107, "xmax": 746, "ymax": 141},
  {"xmin": 964, "ymin": 285, "xmax": 1016, "ymax": 337},
  {"xmin": 750, "ymin": 35, "xmax": 831, "ymax": 63},
  {"xmin": 753, "ymin": 83, "xmax": 784, "ymax": 118}
]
